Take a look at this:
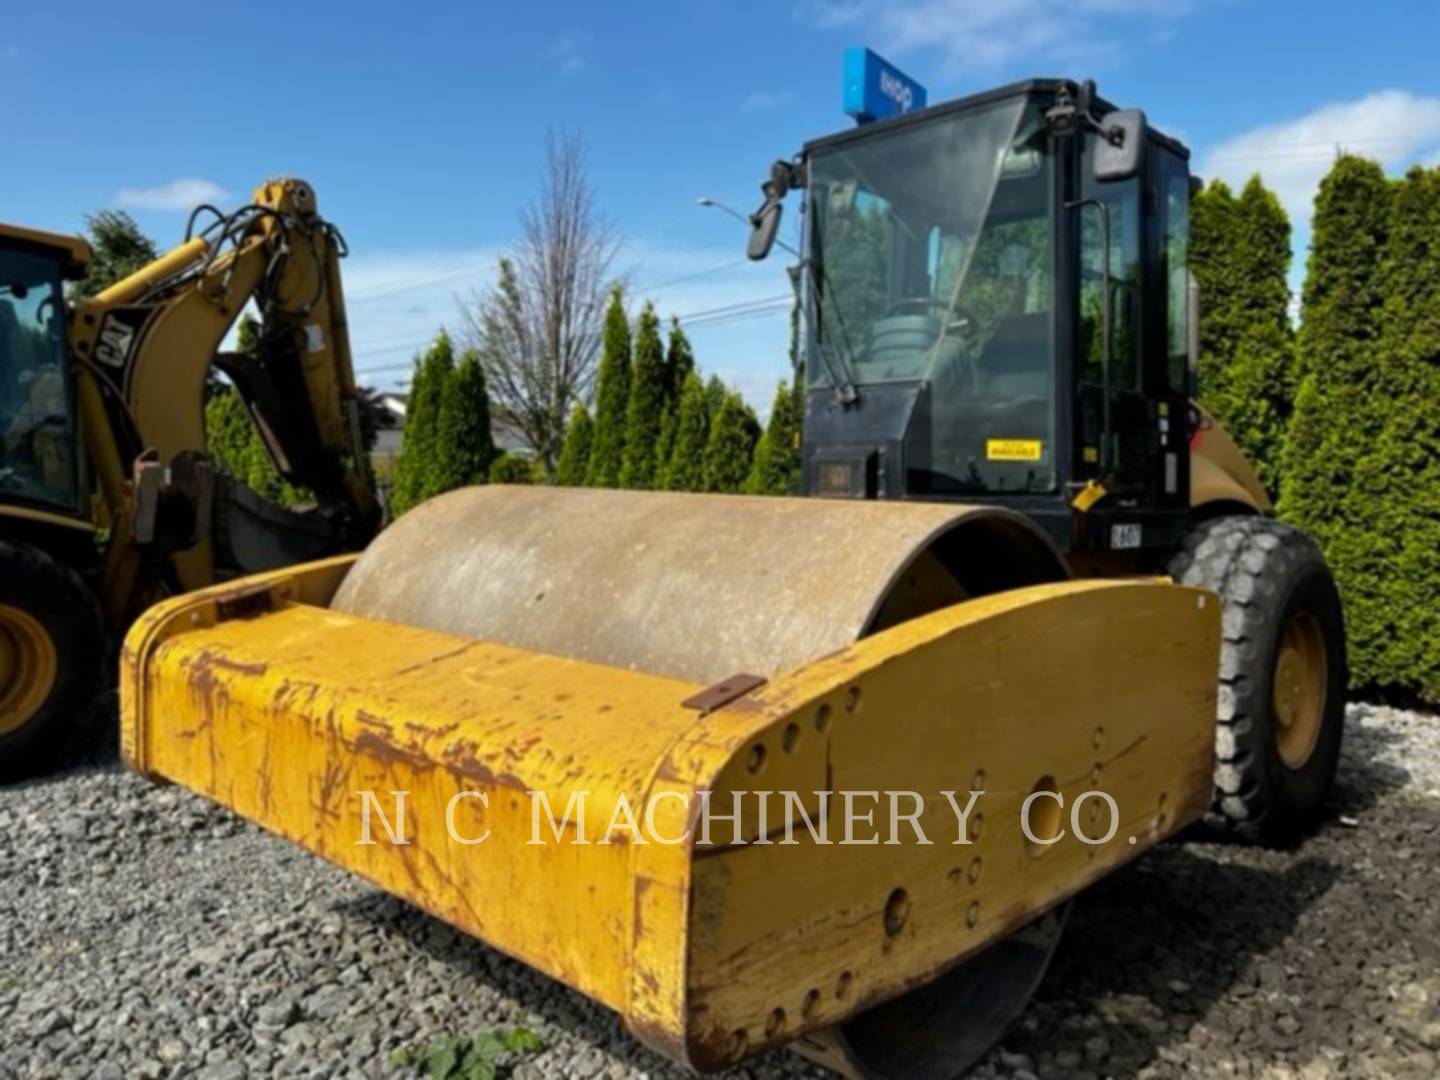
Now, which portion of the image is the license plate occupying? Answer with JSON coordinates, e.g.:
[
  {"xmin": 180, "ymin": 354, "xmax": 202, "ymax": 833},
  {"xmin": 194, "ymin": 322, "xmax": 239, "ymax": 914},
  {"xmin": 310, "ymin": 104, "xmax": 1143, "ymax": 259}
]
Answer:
[{"xmin": 1111, "ymin": 523, "xmax": 1142, "ymax": 550}]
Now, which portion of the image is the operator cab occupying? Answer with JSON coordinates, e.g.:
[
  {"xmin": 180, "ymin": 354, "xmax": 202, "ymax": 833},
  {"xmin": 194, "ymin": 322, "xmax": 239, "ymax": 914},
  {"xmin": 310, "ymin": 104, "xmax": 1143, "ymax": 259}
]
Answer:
[
  {"xmin": 0, "ymin": 226, "xmax": 89, "ymax": 516},
  {"xmin": 749, "ymin": 79, "xmax": 1194, "ymax": 558}
]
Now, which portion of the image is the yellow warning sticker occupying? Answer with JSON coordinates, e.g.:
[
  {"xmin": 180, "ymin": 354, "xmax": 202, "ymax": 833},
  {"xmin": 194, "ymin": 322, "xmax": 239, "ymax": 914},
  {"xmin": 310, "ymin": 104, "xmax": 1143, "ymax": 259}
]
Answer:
[{"xmin": 986, "ymin": 439, "xmax": 1043, "ymax": 462}]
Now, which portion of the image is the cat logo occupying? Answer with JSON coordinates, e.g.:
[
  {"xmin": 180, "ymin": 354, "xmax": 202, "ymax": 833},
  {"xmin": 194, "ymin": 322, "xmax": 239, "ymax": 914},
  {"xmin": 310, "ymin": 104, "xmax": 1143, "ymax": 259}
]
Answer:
[
  {"xmin": 91, "ymin": 308, "xmax": 155, "ymax": 387},
  {"xmin": 95, "ymin": 313, "xmax": 137, "ymax": 369}
]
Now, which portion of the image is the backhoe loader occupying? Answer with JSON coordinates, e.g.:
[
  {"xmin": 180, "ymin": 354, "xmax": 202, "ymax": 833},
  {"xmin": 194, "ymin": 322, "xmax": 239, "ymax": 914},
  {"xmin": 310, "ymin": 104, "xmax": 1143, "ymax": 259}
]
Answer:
[
  {"xmin": 0, "ymin": 179, "xmax": 377, "ymax": 776},
  {"xmin": 118, "ymin": 81, "xmax": 1346, "ymax": 1079}
]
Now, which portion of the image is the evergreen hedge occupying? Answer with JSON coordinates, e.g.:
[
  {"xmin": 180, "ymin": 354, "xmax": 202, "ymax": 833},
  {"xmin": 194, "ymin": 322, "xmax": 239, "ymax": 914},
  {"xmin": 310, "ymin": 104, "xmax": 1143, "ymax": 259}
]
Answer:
[
  {"xmin": 586, "ymin": 288, "xmax": 631, "ymax": 487},
  {"xmin": 1368, "ymin": 166, "xmax": 1440, "ymax": 698},
  {"xmin": 701, "ymin": 393, "xmax": 760, "ymax": 493},
  {"xmin": 1279, "ymin": 155, "xmax": 1394, "ymax": 690},
  {"xmin": 434, "ymin": 350, "xmax": 497, "ymax": 491},
  {"xmin": 555, "ymin": 406, "xmax": 593, "ymax": 487},
  {"xmin": 391, "ymin": 332, "xmax": 456, "ymax": 515},
  {"xmin": 744, "ymin": 381, "xmax": 801, "ymax": 495},
  {"xmin": 660, "ymin": 370, "xmax": 709, "ymax": 492},
  {"xmin": 1191, "ymin": 177, "xmax": 1295, "ymax": 494},
  {"xmin": 619, "ymin": 303, "xmax": 665, "ymax": 490}
]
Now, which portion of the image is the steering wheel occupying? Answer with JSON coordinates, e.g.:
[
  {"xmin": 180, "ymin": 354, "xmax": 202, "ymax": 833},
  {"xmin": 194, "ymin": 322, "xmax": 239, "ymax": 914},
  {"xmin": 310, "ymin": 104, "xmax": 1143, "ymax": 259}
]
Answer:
[
  {"xmin": 37, "ymin": 294, "xmax": 60, "ymax": 335},
  {"xmin": 882, "ymin": 297, "xmax": 980, "ymax": 383},
  {"xmin": 887, "ymin": 296, "xmax": 979, "ymax": 337}
]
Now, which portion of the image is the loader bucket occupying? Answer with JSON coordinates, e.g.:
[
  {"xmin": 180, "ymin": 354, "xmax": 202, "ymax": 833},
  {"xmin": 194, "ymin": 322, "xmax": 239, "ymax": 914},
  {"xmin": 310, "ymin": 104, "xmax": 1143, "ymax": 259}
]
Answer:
[{"xmin": 122, "ymin": 487, "xmax": 1219, "ymax": 1076}]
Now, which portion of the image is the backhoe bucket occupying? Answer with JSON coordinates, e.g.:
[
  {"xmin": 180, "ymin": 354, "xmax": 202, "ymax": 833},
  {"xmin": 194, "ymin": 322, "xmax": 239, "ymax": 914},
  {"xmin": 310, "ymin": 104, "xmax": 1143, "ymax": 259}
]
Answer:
[{"xmin": 122, "ymin": 486, "xmax": 1218, "ymax": 1075}]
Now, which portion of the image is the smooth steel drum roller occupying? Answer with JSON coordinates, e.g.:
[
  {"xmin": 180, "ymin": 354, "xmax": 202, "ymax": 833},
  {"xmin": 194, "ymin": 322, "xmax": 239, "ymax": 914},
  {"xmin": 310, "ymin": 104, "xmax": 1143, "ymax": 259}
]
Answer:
[{"xmin": 333, "ymin": 484, "xmax": 1073, "ymax": 1077}]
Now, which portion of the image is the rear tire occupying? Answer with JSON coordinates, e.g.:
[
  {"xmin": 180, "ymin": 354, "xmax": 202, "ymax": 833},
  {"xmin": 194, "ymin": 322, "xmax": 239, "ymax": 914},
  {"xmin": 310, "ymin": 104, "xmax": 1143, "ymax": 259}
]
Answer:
[
  {"xmin": 1167, "ymin": 516, "xmax": 1347, "ymax": 843},
  {"xmin": 0, "ymin": 540, "xmax": 106, "ymax": 781}
]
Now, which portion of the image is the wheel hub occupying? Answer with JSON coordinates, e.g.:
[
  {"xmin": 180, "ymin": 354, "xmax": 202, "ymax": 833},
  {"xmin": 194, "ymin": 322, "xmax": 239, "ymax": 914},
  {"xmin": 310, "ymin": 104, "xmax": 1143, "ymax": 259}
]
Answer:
[
  {"xmin": 1272, "ymin": 611, "xmax": 1326, "ymax": 769},
  {"xmin": 0, "ymin": 604, "xmax": 58, "ymax": 737}
]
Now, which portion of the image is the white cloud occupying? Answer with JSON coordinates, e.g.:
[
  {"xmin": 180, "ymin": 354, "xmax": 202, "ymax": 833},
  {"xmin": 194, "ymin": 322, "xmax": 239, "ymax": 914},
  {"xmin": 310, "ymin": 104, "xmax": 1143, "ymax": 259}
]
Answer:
[
  {"xmin": 803, "ymin": 0, "xmax": 1194, "ymax": 73},
  {"xmin": 739, "ymin": 90, "xmax": 794, "ymax": 113},
  {"xmin": 114, "ymin": 178, "xmax": 229, "ymax": 212},
  {"xmin": 548, "ymin": 30, "xmax": 589, "ymax": 74},
  {"xmin": 1201, "ymin": 90, "xmax": 1440, "ymax": 228}
]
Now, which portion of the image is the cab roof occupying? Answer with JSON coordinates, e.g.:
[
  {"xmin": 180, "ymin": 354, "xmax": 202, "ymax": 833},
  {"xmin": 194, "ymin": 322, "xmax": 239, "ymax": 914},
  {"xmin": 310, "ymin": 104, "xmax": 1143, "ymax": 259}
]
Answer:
[
  {"xmin": 803, "ymin": 77, "xmax": 1190, "ymax": 160},
  {"xmin": 0, "ymin": 222, "xmax": 92, "ymax": 278}
]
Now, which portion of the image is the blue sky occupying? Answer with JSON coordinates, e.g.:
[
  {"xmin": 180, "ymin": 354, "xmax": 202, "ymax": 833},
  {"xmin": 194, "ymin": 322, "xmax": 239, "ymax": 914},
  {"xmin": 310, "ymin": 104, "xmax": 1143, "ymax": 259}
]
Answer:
[{"xmin": 5, "ymin": 1, "xmax": 1439, "ymax": 410}]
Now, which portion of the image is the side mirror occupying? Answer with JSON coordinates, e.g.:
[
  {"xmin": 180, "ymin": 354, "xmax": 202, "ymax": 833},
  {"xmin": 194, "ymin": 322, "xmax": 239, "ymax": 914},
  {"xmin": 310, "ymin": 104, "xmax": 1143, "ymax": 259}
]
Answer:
[
  {"xmin": 747, "ymin": 198, "xmax": 783, "ymax": 262},
  {"xmin": 1093, "ymin": 109, "xmax": 1147, "ymax": 182},
  {"xmin": 746, "ymin": 158, "xmax": 804, "ymax": 262}
]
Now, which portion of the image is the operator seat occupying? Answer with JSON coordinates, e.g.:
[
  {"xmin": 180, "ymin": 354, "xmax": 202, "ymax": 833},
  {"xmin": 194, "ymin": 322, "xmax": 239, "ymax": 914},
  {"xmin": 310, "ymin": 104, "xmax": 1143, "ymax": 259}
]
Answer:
[{"xmin": 976, "ymin": 311, "xmax": 1049, "ymax": 400}]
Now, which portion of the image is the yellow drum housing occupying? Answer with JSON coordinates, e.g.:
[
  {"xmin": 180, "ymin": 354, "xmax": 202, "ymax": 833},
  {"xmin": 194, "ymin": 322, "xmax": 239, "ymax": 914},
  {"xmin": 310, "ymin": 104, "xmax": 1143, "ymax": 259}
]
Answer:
[{"xmin": 122, "ymin": 487, "xmax": 1219, "ymax": 1074}]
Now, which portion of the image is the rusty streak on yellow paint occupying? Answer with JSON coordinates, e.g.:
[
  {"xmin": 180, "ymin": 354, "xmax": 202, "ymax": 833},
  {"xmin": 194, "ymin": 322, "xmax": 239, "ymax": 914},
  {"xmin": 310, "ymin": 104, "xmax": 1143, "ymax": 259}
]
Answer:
[{"xmin": 123, "ymin": 561, "xmax": 1217, "ymax": 1071}]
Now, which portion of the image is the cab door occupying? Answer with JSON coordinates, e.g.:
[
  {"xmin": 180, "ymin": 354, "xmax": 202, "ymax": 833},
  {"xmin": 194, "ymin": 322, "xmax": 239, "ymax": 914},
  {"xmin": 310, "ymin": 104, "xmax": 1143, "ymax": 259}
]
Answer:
[{"xmin": 1075, "ymin": 168, "xmax": 1148, "ymax": 498}]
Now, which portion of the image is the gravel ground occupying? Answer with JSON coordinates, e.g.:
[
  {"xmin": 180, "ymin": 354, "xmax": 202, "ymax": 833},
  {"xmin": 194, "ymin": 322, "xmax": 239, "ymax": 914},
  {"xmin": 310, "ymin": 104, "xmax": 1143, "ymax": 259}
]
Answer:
[{"xmin": 2, "ymin": 701, "xmax": 1438, "ymax": 1080}]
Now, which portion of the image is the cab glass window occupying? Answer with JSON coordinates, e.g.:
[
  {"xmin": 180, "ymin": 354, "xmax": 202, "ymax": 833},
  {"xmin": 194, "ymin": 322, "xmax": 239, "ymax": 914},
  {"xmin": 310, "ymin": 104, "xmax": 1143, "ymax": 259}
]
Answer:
[
  {"xmin": 1078, "ymin": 179, "xmax": 1141, "ymax": 390},
  {"xmin": 0, "ymin": 247, "xmax": 79, "ymax": 512}
]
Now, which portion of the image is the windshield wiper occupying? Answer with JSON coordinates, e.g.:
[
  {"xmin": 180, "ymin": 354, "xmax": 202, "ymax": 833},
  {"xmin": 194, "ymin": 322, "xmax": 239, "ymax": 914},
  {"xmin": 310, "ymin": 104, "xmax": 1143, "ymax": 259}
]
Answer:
[
  {"xmin": 795, "ymin": 259, "xmax": 860, "ymax": 406},
  {"xmin": 743, "ymin": 158, "xmax": 860, "ymax": 406}
]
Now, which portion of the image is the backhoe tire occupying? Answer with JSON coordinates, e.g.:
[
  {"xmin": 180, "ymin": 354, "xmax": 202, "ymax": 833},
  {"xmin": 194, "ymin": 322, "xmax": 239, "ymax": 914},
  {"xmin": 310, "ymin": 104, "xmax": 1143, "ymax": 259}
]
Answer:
[
  {"xmin": 0, "ymin": 540, "xmax": 106, "ymax": 781},
  {"xmin": 1167, "ymin": 516, "xmax": 1347, "ymax": 844}
]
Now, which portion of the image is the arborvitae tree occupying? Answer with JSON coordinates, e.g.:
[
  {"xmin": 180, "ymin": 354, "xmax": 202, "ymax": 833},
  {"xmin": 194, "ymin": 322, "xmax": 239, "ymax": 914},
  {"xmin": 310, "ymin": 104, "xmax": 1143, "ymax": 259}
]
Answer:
[
  {"xmin": 72, "ymin": 210, "xmax": 159, "ymax": 299},
  {"xmin": 620, "ymin": 302, "xmax": 665, "ymax": 489},
  {"xmin": 1280, "ymin": 154, "xmax": 1393, "ymax": 688},
  {"xmin": 1189, "ymin": 180, "xmax": 1242, "ymax": 389},
  {"xmin": 1189, "ymin": 175, "xmax": 1299, "ymax": 495},
  {"xmin": 489, "ymin": 452, "xmax": 538, "ymax": 484},
  {"xmin": 703, "ymin": 374, "xmax": 729, "ymax": 421},
  {"xmin": 1369, "ymin": 165, "xmax": 1440, "ymax": 699},
  {"xmin": 744, "ymin": 381, "xmax": 802, "ymax": 495},
  {"xmin": 207, "ymin": 315, "xmax": 304, "ymax": 506},
  {"xmin": 1216, "ymin": 176, "xmax": 1297, "ymax": 493},
  {"xmin": 661, "ymin": 318, "xmax": 695, "ymax": 403},
  {"xmin": 391, "ymin": 332, "xmax": 456, "ymax": 514},
  {"xmin": 653, "ymin": 319, "xmax": 695, "ymax": 475},
  {"xmin": 555, "ymin": 406, "xmax": 594, "ymax": 487},
  {"xmin": 701, "ymin": 392, "xmax": 760, "ymax": 493},
  {"xmin": 661, "ymin": 371, "xmax": 709, "ymax": 492},
  {"xmin": 205, "ymin": 388, "xmax": 255, "ymax": 486},
  {"xmin": 586, "ymin": 288, "xmax": 630, "ymax": 487},
  {"xmin": 434, "ymin": 349, "xmax": 497, "ymax": 491}
]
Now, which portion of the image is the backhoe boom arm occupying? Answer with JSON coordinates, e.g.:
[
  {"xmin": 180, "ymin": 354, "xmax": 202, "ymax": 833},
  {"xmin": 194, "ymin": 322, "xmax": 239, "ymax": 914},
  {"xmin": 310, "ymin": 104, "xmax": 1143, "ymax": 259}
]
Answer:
[{"xmin": 66, "ymin": 177, "xmax": 377, "ymax": 617}]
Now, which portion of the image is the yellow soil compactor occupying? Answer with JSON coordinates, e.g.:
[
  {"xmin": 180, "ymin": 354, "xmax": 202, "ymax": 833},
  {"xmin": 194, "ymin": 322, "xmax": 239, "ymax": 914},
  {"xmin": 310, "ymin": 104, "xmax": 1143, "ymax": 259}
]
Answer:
[{"xmin": 120, "ymin": 80, "xmax": 1346, "ymax": 1078}]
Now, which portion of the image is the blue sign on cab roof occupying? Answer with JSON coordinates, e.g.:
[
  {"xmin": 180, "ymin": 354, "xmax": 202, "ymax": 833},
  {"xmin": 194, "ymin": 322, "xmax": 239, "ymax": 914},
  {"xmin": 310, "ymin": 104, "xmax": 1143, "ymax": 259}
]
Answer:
[{"xmin": 843, "ymin": 47, "xmax": 927, "ymax": 124}]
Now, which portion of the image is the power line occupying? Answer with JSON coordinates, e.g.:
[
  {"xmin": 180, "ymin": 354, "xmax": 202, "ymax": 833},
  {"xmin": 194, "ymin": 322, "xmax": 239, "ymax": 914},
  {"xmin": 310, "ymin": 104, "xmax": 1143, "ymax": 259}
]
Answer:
[
  {"xmin": 347, "ymin": 261, "xmax": 494, "ymax": 301},
  {"xmin": 683, "ymin": 307, "xmax": 791, "ymax": 330},
  {"xmin": 632, "ymin": 258, "xmax": 749, "ymax": 294},
  {"xmin": 674, "ymin": 293, "xmax": 791, "ymax": 322}
]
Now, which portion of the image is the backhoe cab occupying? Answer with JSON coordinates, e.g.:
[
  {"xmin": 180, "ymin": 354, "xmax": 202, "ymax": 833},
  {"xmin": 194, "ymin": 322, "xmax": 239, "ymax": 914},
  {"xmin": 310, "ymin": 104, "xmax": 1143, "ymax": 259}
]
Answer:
[
  {"xmin": 0, "ymin": 227, "xmax": 88, "ymax": 523},
  {"xmin": 750, "ymin": 78, "xmax": 1243, "ymax": 561}
]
